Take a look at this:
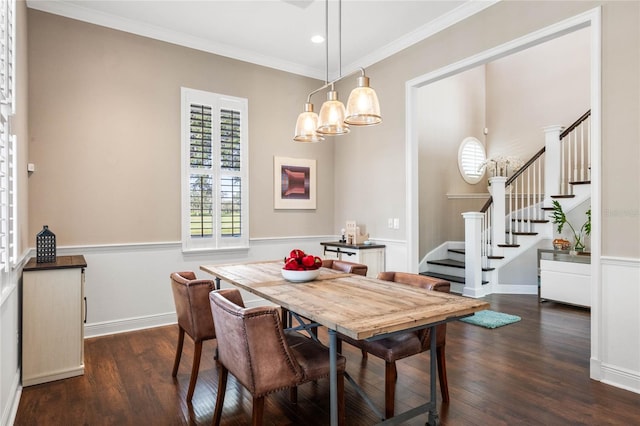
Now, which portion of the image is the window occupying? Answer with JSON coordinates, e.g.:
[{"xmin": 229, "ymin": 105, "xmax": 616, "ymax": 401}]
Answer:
[
  {"xmin": 458, "ymin": 136, "xmax": 486, "ymax": 184},
  {"xmin": 0, "ymin": 0, "xmax": 14, "ymax": 293},
  {"xmin": 181, "ymin": 88, "xmax": 248, "ymax": 251}
]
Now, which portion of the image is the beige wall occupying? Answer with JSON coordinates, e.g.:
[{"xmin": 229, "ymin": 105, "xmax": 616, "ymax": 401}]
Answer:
[
  {"xmin": 333, "ymin": 0, "xmax": 639, "ymax": 259},
  {"xmin": 418, "ymin": 66, "xmax": 487, "ymax": 255},
  {"xmin": 27, "ymin": 10, "xmax": 333, "ymax": 246},
  {"xmin": 486, "ymin": 27, "xmax": 590, "ymax": 162},
  {"xmin": 26, "ymin": 1, "xmax": 640, "ymax": 257}
]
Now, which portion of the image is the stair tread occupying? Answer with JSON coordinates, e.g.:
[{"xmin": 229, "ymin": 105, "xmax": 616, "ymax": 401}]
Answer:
[
  {"xmin": 448, "ymin": 248, "xmax": 465, "ymax": 255},
  {"xmin": 511, "ymin": 232, "xmax": 538, "ymax": 236},
  {"xmin": 570, "ymin": 180, "xmax": 591, "ymax": 185},
  {"xmin": 420, "ymin": 271, "xmax": 489, "ymax": 285},
  {"xmin": 511, "ymin": 219, "xmax": 549, "ymax": 223},
  {"xmin": 498, "ymin": 244, "xmax": 520, "ymax": 248},
  {"xmin": 487, "ymin": 255, "xmax": 505, "ymax": 259},
  {"xmin": 551, "ymin": 194, "xmax": 576, "ymax": 199},
  {"xmin": 427, "ymin": 258, "xmax": 494, "ymax": 272},
  {"xmin": 427, "ymin": 259, "xmax": 465, "ymax": 268}
]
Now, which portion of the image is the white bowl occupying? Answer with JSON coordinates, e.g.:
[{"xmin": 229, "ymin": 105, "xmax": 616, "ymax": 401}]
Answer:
[{"xmin": 281, "ymin": 268, "xmax": 320, "ymax": 283}]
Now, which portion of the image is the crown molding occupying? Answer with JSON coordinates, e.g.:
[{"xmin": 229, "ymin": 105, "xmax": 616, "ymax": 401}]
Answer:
[{"xmin": 27, "ymin": 0, "xmax": 498, "ymax": 80}]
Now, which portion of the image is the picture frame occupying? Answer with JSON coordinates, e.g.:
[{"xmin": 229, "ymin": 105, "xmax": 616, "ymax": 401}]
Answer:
[{"xmin": 274, "ymin": 156, "xmax": 316, "ymax": 209}]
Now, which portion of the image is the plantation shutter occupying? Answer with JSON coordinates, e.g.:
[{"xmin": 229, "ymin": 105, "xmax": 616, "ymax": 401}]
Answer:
[
  {"xmin": 0, "ymin": 0, "xmax": 14, "ymax": 285},
  {"xmin": 182, "ymin": 88, "xmax": 248, "ymax": 251}
]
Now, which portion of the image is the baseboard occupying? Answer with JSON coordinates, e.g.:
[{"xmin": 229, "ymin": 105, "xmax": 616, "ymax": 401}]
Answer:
[
  {"xmin": 599, "ymin": 362, "xmax": 640, "ymax": 395},
  {"xmin": 2, "ymin": 369, "xmax": 21, "ymax": 426},
  {"xmin": 84, "ymin": 312, "xmax": 176, "ymax": 338}
]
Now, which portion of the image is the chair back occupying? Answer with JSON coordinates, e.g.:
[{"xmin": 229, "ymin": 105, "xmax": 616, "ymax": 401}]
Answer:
[
  {"xmin": 209, "ymin": 289, "xmax": 304, "ymax": 397},
  {"xmin": 170, "ymin": 271, "xmax": 216, "ymax": 341},
  {"xmin": 322, "ymin": 259, "xmax": 368, "ymax": 276},
  {"xmin": 376, "ymin": 271, "xmax": 450, "ymax": 350}
]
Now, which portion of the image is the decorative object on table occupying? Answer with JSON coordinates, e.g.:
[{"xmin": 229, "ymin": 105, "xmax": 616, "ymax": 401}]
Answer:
[
  {"xmin": 553, "ymin": 238, "xmax": 571, "ymax": 250},
  {"xmin": 340, "ymin": 228, "xmax": 346, "ymax": 243},
  {"xmin": 282, "ymin": 249, "xmax": 322, "ymax": 282},
  {"xmin": 479, "ymin": 155, "xmax": 525, "ymax": 178},
  {"xmin": 459, "ymin": 310, "xmax": 521, "ymax": 329},
  {"xmin": 549, "ymin": 200, "xmax": 591, "ymax": 253},
  {"xmin": 345, "ymin": 220, "xmax": 369, "ymax": 245},
  {"xmin": 274, "ymin": 156, "xmax": 316, "ymax": 209},
  {"xmin": 36, "ymin": 225, "xmax": 56, "ymax": 263}
]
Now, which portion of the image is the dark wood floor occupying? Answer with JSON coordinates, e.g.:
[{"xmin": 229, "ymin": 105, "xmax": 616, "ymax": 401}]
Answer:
[{"xmin": 15, "ymin": 294, "xmax": 640, "ymax": 425}]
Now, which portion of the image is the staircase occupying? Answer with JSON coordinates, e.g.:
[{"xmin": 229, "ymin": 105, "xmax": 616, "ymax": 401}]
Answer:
[{"xmin": 421, "ymin": 111, "xmax": 592, "ymax": 296}]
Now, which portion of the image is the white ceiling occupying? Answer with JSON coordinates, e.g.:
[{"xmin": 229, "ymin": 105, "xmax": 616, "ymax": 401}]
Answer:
[{"xmin": 27, "ymin": 0, "xmax": 498, "ymax": 80}]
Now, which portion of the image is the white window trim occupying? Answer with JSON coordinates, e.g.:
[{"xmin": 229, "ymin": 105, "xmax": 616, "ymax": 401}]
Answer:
[
  {"xmin": 180, "ymin": 87, "xmax": 249, "ymax": 252},
  {"xmin": 458, "ymin": 136, "xmax": 486, "ymax": 184}
]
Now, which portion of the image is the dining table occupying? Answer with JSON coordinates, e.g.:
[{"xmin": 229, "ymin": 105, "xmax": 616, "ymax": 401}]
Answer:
[{"xmin": 200, "ymin": 260, "xmax": 489, "ymax": 426}]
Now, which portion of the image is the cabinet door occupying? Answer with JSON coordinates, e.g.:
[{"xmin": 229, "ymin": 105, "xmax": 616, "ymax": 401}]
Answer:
[{"xmin": 23, "ymin": 268, "xmax": 84, "ymax": 385}]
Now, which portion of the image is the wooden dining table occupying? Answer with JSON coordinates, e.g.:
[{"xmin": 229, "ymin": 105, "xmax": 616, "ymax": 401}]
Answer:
[{"xmin": 201, "ymin": 260, "xmax": 489, "ymax": 426}]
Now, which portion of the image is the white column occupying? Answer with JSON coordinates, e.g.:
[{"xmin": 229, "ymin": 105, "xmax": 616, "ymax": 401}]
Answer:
[
  {"xmin": 462, "ymin": 212, "xmax": 485, "ymax": 298},
  {"xmin": 543, "ymin": 125, "xmax": 563, "ymax": 207},
  {"xmin": 489, "ymin": 176, "xmax": 507, "ymax": 252}
]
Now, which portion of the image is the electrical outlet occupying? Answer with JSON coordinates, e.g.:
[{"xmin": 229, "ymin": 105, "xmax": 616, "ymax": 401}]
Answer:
[{"xmin": 393, "ymin": 218, "xmax": 400, "ymax": 229}]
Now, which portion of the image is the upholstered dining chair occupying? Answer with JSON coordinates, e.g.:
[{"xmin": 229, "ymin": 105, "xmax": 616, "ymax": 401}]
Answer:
[
  {"xmin": 321, "ymin": 259, "xmax": 368, "ymax": 276},
  {"xmin": 338, "ymin": 271, "xmax": 451, "ymax": 419},
  {"xmin": 209, "ymin": 288, "xmax": 346, "ymax": 426},
  {"xmin": 169, "ymin": 271, "xmax": 217, "ymax": 402}
]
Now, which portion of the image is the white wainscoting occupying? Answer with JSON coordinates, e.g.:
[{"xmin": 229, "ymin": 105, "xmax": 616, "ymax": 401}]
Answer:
[
  {"xmin": 597, "ymin": 256, "xmax": 640, "ymax": 394},
  {"xmin": 52, "ymin": 236, "xmax": 408, "ymax": 338}
]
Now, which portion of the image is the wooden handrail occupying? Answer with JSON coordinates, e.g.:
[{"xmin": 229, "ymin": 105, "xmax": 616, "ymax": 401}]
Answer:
[
  {"xmin": 505, "ymin": 146, "xmax": 546, "ymax": 187},
  {"xmin": 480, "ymin": 196, "xmax": 493, "ymax": 214},
  {"xmin": 560, "ymin": 110, "xmax": 591, "ymax": 139}
]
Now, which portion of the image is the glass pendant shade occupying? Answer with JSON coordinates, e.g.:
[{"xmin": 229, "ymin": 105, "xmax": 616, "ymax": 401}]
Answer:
[
  {"xmin": 317, "ymin": 90, "xmax": 350, "ymax": 135},
  {"xmin": 345, "ymin": 75, "xmax": 382, "ymax": 125},
  {"xmin": 293, "ymin": 103, "xmax": 324, "ymax": 142}
]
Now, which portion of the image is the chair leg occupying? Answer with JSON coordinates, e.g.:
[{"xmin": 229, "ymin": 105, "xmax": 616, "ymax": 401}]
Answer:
[
  {"xmin": 252, "ymin": 396, "xmax": 265, "ymax": 426},
  {"xmin": 361, "ymin": 349, "xmax": 368, "ymax": 360},
  {"xmin": 384, "ymin": 361, "xmax": 397, "ymax": 419},
  {"xmin": 172, "ymin": 327, "xmax": 185, "ymax": 377},
  {"xmin": 436, "ymin": 345, "xmax": 450, "ymax": 403},
  {"xmin": 186, "ymin": 340, "xmax": 203, "ymax": 402},
  {"xmin": 212, "ymin": 364, "xmax": 228, "ymax": 426}
]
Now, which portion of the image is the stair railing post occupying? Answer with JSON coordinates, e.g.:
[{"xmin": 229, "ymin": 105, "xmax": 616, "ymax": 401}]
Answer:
[
  {"xmin": 489, "ymin": 176, "xmax": 507, "ymax": 255},
  {"xmin": 462, "ymin": 212, "xmax": 485, "ymax": 298},
  {"xmin": 543, "ymin": 125, "xmax": 564, "ymax": 205}
]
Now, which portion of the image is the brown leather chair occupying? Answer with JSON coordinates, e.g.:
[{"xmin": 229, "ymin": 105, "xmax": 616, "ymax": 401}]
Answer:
[
  {"xmin": 209, "ymin": 288, "xmax": 346, "ymax": 426},
  {"xmin": 338, "ymin": 271, "xmax": 451, "ymax": 419},
  {"xmin": 321, "ymin": 259, "xmax": 368, "ymax": 276},
  {"xmin": 169, "ymin": 271, "xmax": 217, "ymax": 402}
]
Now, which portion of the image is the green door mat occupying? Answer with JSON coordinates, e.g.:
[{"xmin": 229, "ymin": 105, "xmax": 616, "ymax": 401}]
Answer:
[{"xmin": 459, "ymin": 310, "xmax": 521, "ymax": 329}]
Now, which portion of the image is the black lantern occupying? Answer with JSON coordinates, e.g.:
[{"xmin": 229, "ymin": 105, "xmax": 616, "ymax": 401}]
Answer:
[{"xmin": 36, "ymin": 225, "xmax": 56, "ymax": 263}]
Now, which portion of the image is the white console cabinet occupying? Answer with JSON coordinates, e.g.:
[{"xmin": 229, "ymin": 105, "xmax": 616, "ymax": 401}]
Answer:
[
  {"xmin": 22, "ymin": 255, "xmax": 87, "ymax": 386},
  {"xmin": 539, "ymin": 250, "xmax": 590, "ymax": 308},
  {"xmin": 320, "ymin": 241, "xmax": 385, "ymax": 278}
]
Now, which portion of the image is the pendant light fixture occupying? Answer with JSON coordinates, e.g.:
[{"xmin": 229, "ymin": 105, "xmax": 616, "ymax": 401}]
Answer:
[{"xmin": 293, "ymin": 0, "xmax": 381, "ymax": 142}]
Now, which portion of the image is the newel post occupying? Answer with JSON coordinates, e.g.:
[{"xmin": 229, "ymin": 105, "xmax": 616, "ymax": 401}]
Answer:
[
  {"xmin": 462, "ymin": 212, "xmax": 485, "ymax": 298},
  {"xmin": 488, "ymin": 176, "xmax": 507, "ymax": 251},
  {"xmin": 543, "ymin": 125, "xmax": 563, "ymax": 206}
]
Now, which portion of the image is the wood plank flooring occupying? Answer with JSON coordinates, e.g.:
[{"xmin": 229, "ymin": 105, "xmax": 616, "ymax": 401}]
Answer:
[{"xmin": 15, "ymin": 294, "xmax": 640, "ymax": 425}]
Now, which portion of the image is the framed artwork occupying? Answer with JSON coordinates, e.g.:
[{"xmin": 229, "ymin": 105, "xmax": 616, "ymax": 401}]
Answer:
[{"xmin": 274, "ymin": 156, "xmax": 316, "ymax": 209}]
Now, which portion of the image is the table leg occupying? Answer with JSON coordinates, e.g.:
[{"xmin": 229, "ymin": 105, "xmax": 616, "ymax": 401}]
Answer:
[
  {"xmin": 427, "ymin": 326, "xmax": 440, "ymax": 426},
  {"xmin": 329, "ymin": 328, "xmax": 338, "ymax": 426},
  {"xmin": 214, "ymin": 277, "xmax": 221, "ymax": 290}
]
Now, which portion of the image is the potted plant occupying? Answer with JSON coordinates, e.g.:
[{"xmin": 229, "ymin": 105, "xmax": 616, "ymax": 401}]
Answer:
[{"xmin": 549, "ymin": 200, "xmax": 591, "ymax": 253}]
